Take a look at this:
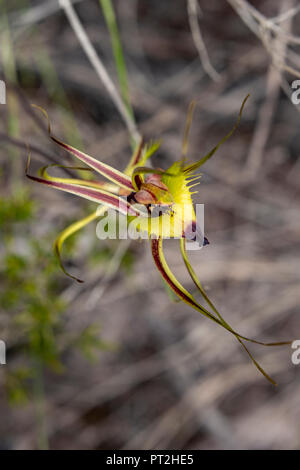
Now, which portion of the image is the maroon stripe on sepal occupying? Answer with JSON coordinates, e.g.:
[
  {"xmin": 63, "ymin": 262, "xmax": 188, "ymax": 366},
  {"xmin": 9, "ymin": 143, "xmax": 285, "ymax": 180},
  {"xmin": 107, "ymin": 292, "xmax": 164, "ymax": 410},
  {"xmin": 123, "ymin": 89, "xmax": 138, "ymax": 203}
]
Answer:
[
  {"xmin": 26, "ymin": 174, "xmax": 139, "ymax": 216},
  {"xmin": 51, "ymin": 136, "xmax": 134, "ymax": 191}
]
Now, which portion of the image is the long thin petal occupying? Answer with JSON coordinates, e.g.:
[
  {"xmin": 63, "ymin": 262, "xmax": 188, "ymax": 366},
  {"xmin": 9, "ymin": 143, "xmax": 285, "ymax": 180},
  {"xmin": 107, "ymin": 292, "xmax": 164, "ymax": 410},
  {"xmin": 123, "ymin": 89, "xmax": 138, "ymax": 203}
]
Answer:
[
  {"xmin": 54, "ymin": 210, "xmax": 101, "ymax": 283},
  {"xmin": 26, "ymin": 171, "xmax": 140, "ymax": 216},
  {"xmin": 39, "ymin": 164, "xmax": 119, "ymax": 193},
  {"xmin": 32, "ymin": 104, "xmax": 134, "ymax": 191},
  {"xmin": 184, "ymin": 94, "xmax": 250, "ymax": 174},
  {"xmin": 51, "ymin": 135, "xmax": 134, "ymax": 191},
  {"xmin": 182, "ymin": 100, "xmax": 196, "ymax": 158},
  {"xmin": 237, "ymin": 338, "xmax": 277, "ymax": 385}
]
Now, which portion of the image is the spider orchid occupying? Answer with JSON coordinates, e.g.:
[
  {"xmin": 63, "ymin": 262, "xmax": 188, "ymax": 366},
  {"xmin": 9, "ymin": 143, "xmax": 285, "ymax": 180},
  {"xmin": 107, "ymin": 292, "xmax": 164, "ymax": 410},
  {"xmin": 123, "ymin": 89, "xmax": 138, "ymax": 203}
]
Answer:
[{"xmin": 26, "ymin": 98, "xmax": 291, "ymax": 385}]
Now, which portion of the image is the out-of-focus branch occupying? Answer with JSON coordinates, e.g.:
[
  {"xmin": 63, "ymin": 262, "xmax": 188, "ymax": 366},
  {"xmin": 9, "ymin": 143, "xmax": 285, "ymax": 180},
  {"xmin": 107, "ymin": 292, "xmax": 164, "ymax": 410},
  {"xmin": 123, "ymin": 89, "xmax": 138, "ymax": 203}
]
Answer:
[
  {"xmin": 228, "ymin": 0, "xmax": 300, "ymax": 78},
  {"xmin": 59, "ymin": 0, "xmax": 141, "ymax": 145},
  {"xmin": 99, "ymin": 0, "xmax": 134, "ymax": 119},
  {"xmin": 0, "ymin": 132, "xmax": 73, "ymax": 175},
  {"xmin": 8, "ymin": 0, "xmax": 83, "ymax": 30},
  {"xmin": 187, "ymin": 0, "xmax": 220, "ymax": 82},
  {"xmin": 270, "ymin": 4, "xmax": 300, "ymax": 24},
  {"xmin": 244, "ymin": 0, "xmax": 295, "ymax": 179}
]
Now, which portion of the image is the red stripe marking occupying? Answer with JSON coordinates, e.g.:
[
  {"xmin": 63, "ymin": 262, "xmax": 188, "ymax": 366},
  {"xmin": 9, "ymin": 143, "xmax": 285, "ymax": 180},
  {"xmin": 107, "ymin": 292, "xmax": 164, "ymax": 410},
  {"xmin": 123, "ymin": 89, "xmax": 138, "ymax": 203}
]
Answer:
[
  {"xmin": 27, "ymin": 174, "xmax": 138, "ymax": 216},
  {"xmin": 51, "ymin": 137, "xmax": 134, "ymax": 190}
]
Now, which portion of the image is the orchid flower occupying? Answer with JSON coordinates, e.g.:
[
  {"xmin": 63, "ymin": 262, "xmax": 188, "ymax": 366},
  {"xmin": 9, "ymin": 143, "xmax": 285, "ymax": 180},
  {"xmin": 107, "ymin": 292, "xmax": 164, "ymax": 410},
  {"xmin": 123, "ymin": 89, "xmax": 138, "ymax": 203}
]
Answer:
[{"xmin": 26, "ymin": 98, "xmax": 291, "ymax": 385}]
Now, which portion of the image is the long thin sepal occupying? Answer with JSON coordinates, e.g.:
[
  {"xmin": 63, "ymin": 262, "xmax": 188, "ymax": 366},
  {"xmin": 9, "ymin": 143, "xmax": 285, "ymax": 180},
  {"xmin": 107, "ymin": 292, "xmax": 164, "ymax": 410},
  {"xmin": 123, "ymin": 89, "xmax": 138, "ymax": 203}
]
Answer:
[
  {"xmin": 184, "ymin": 94, "xmax": 250, "ymax": 173},
  {"xmin": 39, "ymin": 164, "xmax": 119, "ymax": 193},
  {"xmin": 26, "ymin": 160, "xmax": 140, "ymax": 216},
  {"xmin": 151, "ymin": 238, "xmax": 283, "ymax": 385},
  {"xmin": 180, "ymin": 239, "xmax": 291, "ymax": 347},
  {"xmin": 31, "ymin": 104, "xmax": 134, "ymax": 191},
  {"xmin": 182, "ymin": 100, "xmax": 196, "ymax": 158},
  {"xmin": 237, "ymin": 337, "xmax": 277, "ymax": 386},
  {"xmin": 180, "ymin": 238, "xmax": 291, "ymax": 385},
  {"xmin": 54, "ymin": 210, "xmax": 100, "ymax": 283}
]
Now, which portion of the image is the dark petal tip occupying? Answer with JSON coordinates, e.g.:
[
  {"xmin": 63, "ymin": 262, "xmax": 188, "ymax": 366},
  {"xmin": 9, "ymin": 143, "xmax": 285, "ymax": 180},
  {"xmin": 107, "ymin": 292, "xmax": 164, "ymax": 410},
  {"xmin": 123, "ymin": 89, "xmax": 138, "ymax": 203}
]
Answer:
[{"xmin": 203, "ymin": 236, "xmax": 210, "ymax": 246}]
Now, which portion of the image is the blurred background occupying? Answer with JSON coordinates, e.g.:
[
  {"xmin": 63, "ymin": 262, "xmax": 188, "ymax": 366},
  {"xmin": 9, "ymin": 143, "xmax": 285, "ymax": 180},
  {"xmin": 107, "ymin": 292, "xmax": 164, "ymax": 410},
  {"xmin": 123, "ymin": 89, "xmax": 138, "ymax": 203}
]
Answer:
[{"xmin": 0, "ymin": 0, "xmax": 300, "ymax": 450}]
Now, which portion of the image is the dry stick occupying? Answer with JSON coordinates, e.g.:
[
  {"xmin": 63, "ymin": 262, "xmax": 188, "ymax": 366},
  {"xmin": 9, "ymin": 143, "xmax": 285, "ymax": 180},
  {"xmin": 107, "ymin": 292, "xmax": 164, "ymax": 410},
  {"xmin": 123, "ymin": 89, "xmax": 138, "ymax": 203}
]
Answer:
[
  {"xmin": 227, "ymin": 0, "xmax": 300, "ymax": 89},
  {"xmin": 187, "ymin": 0, "xmax": 220, "ymax": 82},
  {"xmin": 138, "ymin": 302, "xmax": 240, "ymax": 449},
  {"xmin": 244, "ymin": 70, "xmax": 281, "ymax": 179},
  {"xmin": 228, "ymin": 0, "xmax": 300, "ymax": 46},
  {"xmin": 244, "ymin": 0, "xmax": 295, "ymax": 179},
  {"xmin": 58, "ymin": 0, "xmax": 141, "ymax": 145},
  {"xmin": 123, "ymin": 349, "xmax": 285, "ymax": 450},
  {"xmin": 270, "ymin": 4, "xmax": 300, "ymax": 24},
  {"xmin": 227, "ymin": 0, "xmax": 300, "ymax": 87},
  {"xmin": 51, "ymin": 280, "xmax": 299, "ymax": 440},
  {"xmin": 9, "ymin": 0, "xmax": 83, "ymax": 30}
]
